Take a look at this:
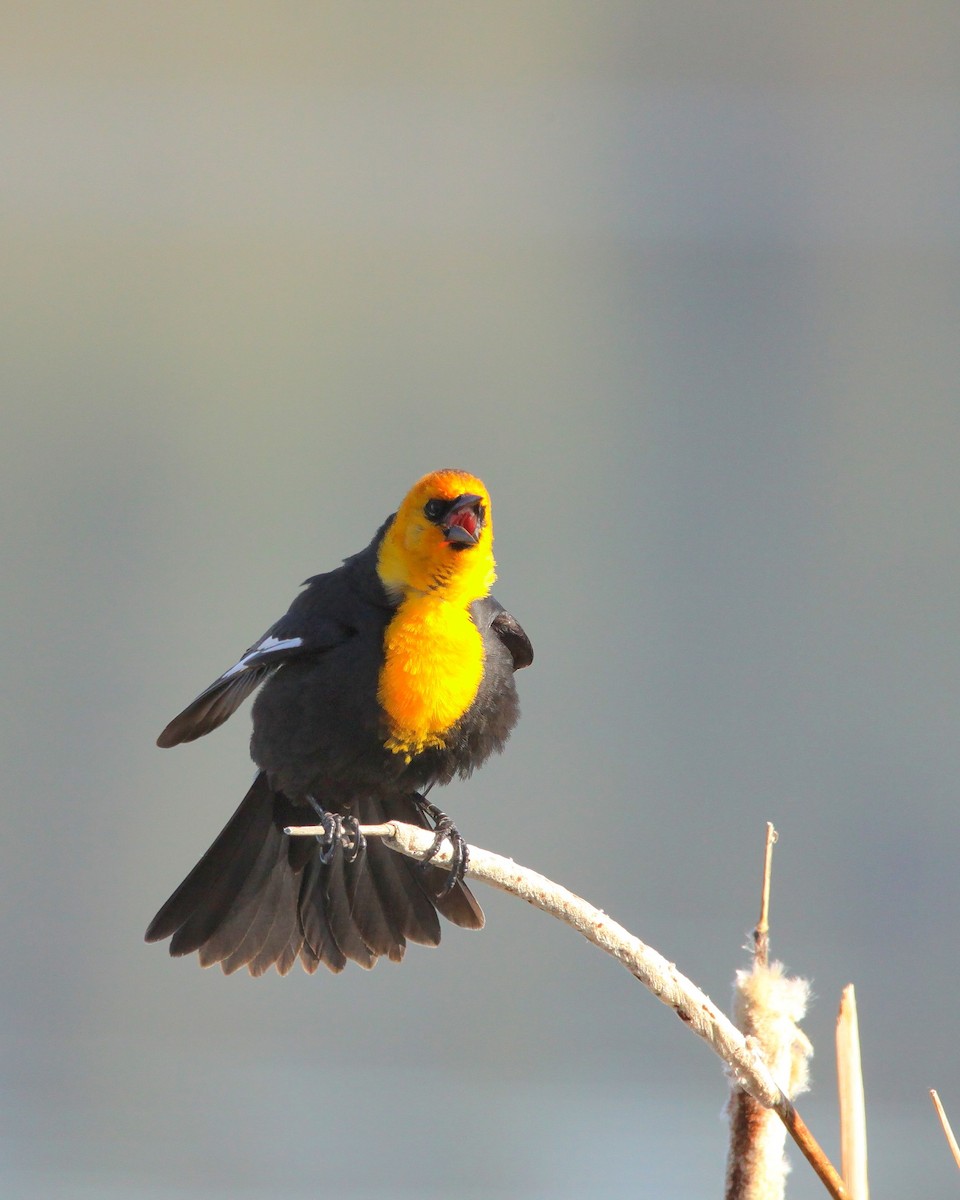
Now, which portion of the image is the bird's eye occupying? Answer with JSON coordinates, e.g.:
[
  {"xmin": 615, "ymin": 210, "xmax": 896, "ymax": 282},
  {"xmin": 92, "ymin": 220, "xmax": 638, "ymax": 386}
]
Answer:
[{"xmin": 424, "ymin": 498, "xmax": 447, "ymax": 522}]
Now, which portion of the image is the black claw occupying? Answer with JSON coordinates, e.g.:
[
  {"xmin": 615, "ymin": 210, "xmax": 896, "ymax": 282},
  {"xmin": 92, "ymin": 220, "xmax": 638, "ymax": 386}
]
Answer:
[
  {"xmin": 415, "ymin": 797, "xmax": 469, "ymax": 897},
  {"xmin": 317, "ymin": 813, "xmax": 343, "ymax": 864},
  {"xmin": 306, "ymin": 800, "xmax": 365, "ymax": 864},
  {"xmin": 342, "ymin": 816, "xmax": 366, "ymax": 864}
]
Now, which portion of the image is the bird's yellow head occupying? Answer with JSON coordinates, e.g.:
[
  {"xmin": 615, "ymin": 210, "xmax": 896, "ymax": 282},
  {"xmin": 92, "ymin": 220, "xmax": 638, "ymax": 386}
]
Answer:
[{"xmin": 377, "ymin": 469, "xmax": 496, "ymax": 605}]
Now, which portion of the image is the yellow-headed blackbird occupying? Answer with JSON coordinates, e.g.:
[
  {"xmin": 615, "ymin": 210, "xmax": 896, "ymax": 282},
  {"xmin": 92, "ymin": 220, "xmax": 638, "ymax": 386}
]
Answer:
[{"xmin": 146, "ymin": 469, "xmax": 532, "ymax": 975}]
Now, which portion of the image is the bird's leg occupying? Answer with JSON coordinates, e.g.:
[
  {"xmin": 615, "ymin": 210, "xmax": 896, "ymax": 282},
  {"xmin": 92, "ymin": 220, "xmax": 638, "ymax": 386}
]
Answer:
[
  {"xmin": 306, "ymin": 799, "xmax": 366, "ymax": 864},
  {"xmin": 413, "ymin": 795, "xmax": 469, "ymax": 896}
]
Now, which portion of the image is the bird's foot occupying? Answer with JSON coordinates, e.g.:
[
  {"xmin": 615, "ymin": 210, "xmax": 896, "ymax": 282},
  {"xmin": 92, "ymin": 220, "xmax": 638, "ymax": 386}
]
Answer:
[
  {"xmin": 306, "ymin": 801, "xmax": 366, "ymax": 864},
  {"xmin": 414, "ymin": 797, "xmax": 469, "ymax": 896}
]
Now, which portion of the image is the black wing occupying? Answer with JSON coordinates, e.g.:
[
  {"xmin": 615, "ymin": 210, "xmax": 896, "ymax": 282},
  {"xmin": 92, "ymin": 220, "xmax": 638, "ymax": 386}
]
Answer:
[
  {"xmin": 157, "ymin": 619, "xmax": 351, "ymax": 748},
  {"xmin": 491, "ymin": 608, "xmax": 533, "ymax": 671}
]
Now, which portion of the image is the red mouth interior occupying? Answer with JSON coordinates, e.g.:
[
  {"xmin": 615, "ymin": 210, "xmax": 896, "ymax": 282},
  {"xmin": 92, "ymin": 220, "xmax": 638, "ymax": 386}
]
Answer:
[{"xmin": 448, "ymin": 508, "xmax": 478, "ymax": 537}]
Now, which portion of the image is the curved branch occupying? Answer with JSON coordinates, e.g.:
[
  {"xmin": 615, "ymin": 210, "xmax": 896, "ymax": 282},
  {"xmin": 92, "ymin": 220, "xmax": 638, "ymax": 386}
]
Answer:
[{"xmin": 286, "ymin": 818, "xmax": 848, "ymax": 1200}]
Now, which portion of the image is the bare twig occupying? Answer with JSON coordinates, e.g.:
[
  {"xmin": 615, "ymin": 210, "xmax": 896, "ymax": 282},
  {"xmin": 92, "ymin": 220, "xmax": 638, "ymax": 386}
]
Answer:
[
  {"xmin": 774, "ymin": 1101, "xmax": 848, "ymax": 1200},
  {"xmin": 836, "ymin": 985, "xmax": 869, "ymax": 1199},
  {"xmin": 754, "ymin": 822, "xmax": 778, "ymax": 968},
  {"xmin": 930, "ymin": 1090, "xmax": 960, "ymax": 1171},
  {"xmin": 288, "ymin": 818, "xmax": 848, "ymax": 1199},
  {"xmin": 726, "ymin": 822, "xmax": 812, "ymax": 1200}
]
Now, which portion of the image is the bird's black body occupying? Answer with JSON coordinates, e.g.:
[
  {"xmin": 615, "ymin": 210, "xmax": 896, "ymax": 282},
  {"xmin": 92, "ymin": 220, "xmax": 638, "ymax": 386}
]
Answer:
[
  {"xmin": 147, "ymin": 507, "xmax": 532, "ymax": 976},
  {"xmin": 251, "ymin": 525, "xmax": 525, "ymax": 798}
]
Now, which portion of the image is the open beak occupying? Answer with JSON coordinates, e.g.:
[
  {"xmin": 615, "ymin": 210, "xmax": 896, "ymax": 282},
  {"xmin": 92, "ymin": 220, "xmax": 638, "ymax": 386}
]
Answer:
[{"xmin": 442, "ymin": 493, "xmax": 483, "ymax": 547}]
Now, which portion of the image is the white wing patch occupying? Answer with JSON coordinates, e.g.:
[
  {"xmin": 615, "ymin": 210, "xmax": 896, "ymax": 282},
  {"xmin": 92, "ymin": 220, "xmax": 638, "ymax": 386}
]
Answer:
[
  {"xmin": 220, "ymin": 635, "xmax": 304, "ymax": 680},
  {"xmin": 255, "ymin": 635, "xmax": 304, "ymax": 654}
]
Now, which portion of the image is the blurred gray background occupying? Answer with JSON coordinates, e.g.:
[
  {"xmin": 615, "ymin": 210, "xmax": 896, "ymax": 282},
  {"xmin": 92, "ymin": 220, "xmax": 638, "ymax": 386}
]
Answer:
[{"xmin": 3, "ymin": 3, "xmax": 959, "ymax": 1196}]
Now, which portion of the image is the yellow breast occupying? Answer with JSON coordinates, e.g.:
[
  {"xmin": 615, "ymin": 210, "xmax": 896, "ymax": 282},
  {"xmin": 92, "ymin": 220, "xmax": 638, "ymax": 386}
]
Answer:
[{"xmin": 378, "ymin": 595, "xmax": 484, "ymax": 760}]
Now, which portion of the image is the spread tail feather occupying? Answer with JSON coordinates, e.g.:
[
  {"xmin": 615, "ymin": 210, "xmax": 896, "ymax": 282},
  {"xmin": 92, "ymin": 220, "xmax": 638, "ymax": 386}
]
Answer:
[{"xmin": 145, "ymin": 773, "xmax": 483, "ymax": 975}]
